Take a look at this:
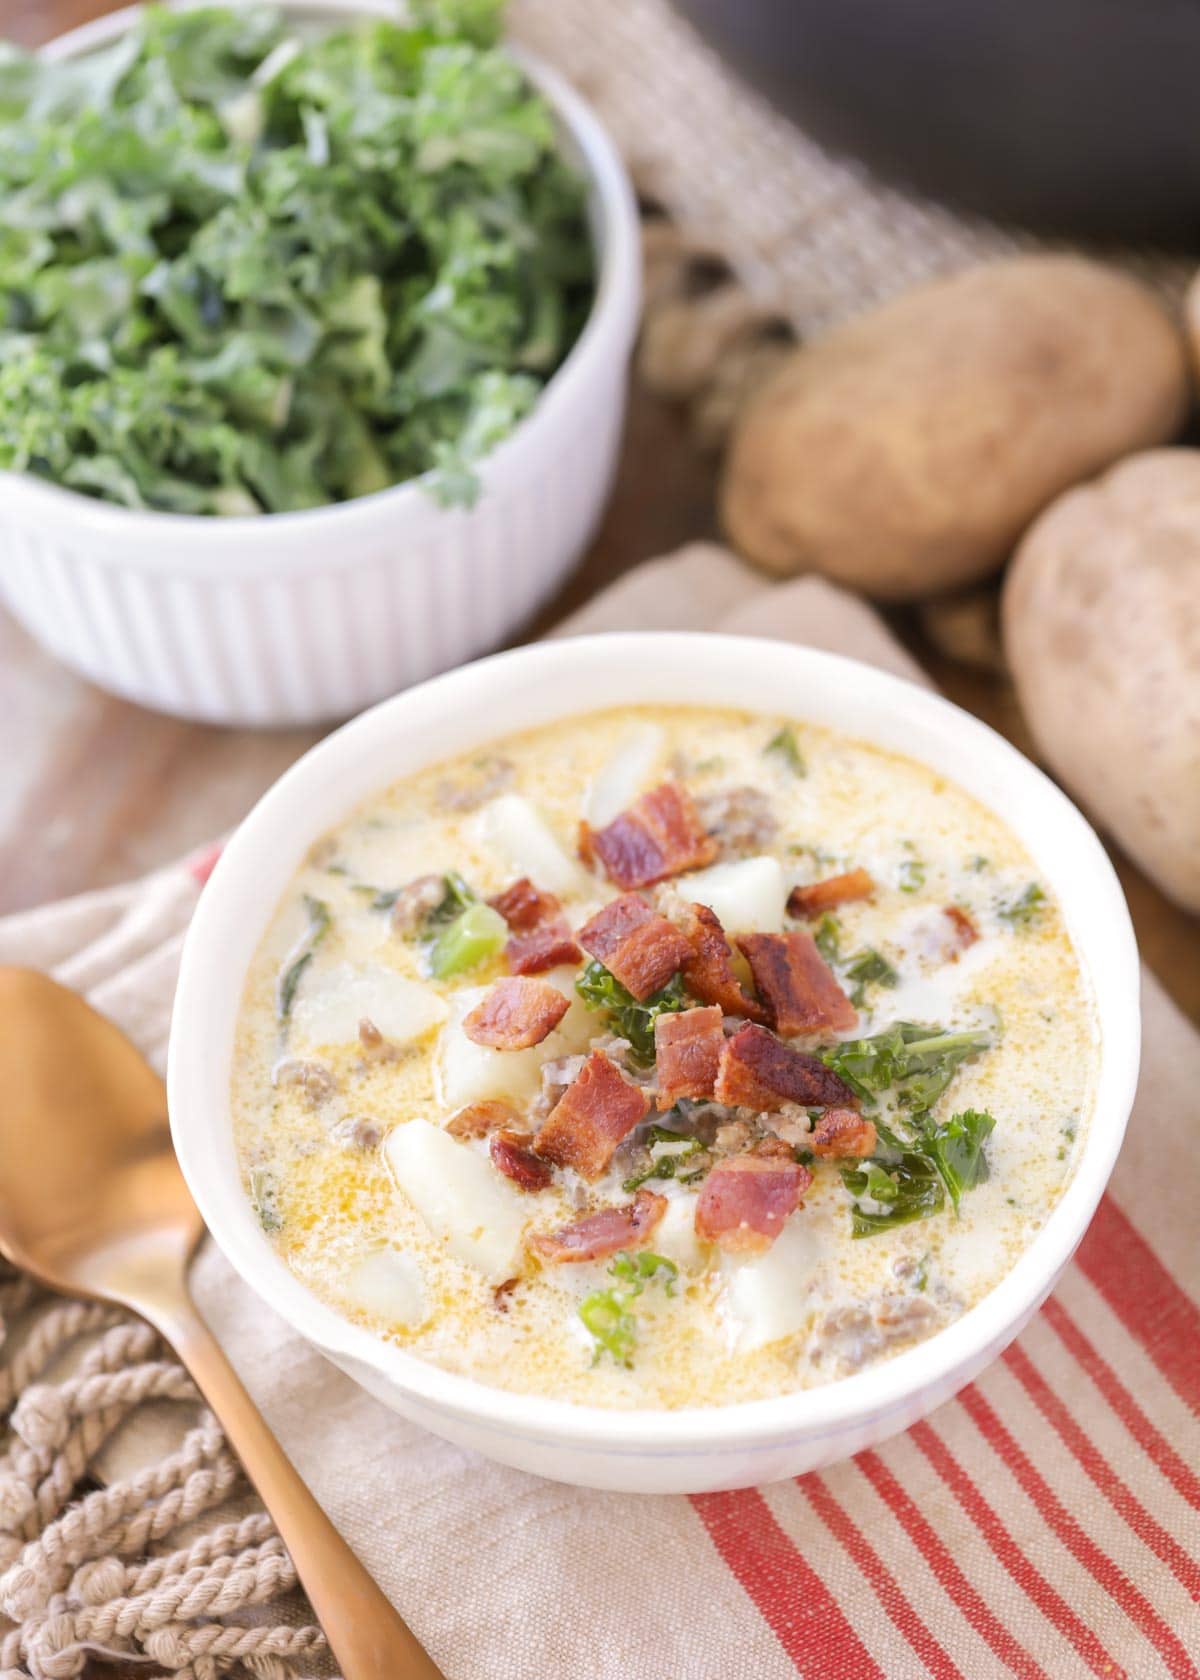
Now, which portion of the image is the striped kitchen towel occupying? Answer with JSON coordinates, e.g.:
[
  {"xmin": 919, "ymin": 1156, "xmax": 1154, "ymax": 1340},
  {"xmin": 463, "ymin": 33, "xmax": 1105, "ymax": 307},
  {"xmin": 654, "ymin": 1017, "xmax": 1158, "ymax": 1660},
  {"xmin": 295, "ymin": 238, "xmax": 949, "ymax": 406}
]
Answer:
[{"xmin": 0, "ymin": 547, "xmax": 1196, "ymax": 1679}]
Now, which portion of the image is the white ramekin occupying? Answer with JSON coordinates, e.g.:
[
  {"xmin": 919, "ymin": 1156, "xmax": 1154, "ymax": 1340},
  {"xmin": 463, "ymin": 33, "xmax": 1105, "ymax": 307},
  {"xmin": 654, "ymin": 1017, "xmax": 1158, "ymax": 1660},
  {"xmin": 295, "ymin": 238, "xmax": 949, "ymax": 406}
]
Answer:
[
  {"xmin": 168, "ymin": 633, "xmax": 1141, "ymax": 1494},
  {"xmin": 0, "ymin": 1, "xmax": 640, "ymax": 726}
]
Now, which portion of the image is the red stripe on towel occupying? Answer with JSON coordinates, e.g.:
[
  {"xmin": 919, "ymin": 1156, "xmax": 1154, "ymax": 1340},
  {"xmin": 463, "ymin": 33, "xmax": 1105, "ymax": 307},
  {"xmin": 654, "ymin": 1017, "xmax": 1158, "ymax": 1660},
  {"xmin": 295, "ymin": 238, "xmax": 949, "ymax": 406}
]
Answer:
[
  {"xmin": 857, "ymin": 1449, "xmax": 1049, "ymax": 1680},
  {"xmin": 910, "ymin": 1420, "xmax": 1121, "ymax": 1679},
  {"xmin": 1004, "ymin": 1340, "xmax": 1200, "ymax": 1599},
  {"xmin": 800, "ymin": 1474, "xmax": 964, "ymax": 1680},
  {"xmin": 1042, "ymin": 1295, "xmax": 1200, "ymax": 1512},
  {"xmin": 955, "ymin": 1389, "xmax": 1194, "ymax": 1678},
  {"xmin": 691, "ymin": 1488, "xmax": 883, "ymax": 1677},
  {"xmin": 1075, "ymin": 1196, "xmax": 1200, "ymax": 1418},
  {"xmin": 188, "ymin": 840, "xmax": 224, "ymax": 886}
]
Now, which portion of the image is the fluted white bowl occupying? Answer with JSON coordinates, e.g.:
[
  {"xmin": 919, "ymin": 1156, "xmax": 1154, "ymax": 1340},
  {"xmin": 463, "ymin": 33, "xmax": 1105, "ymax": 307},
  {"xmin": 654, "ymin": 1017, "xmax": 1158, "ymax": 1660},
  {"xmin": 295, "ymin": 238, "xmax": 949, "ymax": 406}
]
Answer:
[
  {"xmin": 169, "ymin": 633, "xmax": 1141, "ymax": 1493},
  {"xmin": 0, "ymin": 0, "xmax": 640, "ymax": 726}
]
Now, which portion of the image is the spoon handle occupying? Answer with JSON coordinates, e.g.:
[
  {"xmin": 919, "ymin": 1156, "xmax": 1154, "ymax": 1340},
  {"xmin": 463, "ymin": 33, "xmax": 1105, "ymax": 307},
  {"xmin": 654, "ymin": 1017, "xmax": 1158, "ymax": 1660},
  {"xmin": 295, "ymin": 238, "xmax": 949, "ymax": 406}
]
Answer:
[{"xmin": 166, "ymin": 1296, "xmax": 446, "ymax": 1680}]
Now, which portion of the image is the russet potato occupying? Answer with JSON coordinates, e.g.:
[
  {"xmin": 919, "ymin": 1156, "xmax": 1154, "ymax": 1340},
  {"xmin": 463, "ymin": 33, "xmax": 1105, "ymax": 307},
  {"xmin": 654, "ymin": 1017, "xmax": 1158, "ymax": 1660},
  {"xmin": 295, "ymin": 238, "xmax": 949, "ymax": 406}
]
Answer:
[
  {"xmin": 723, "ymin": 257, "xmax": 1189, "ymax": 599},
  {"xmin": 1003, "ymin": 449, "xmax": 1200, "ymax": 912}
]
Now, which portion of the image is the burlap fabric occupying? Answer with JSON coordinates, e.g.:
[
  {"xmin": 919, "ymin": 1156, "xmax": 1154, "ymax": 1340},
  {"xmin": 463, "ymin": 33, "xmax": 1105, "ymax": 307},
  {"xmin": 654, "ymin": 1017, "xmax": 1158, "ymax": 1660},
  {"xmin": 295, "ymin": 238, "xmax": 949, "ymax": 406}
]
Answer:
[{"xmin": 509, "ymin": 0, "xmax": 1194, "ymax": 328}]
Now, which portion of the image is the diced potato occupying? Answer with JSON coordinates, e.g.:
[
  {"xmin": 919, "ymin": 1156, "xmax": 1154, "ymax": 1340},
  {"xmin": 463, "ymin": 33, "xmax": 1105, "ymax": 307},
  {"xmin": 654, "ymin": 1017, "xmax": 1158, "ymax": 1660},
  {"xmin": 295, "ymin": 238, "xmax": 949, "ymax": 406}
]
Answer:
[
  {"xmin": 386, "ymin": 1119, "xmax": 527, "ymax": 1281},
  {"xmin": 583, "ymin": 724, "xmax": 666, "ymax": 828},
  {"xmin": 437, "ymin": 988, "xmax": 547, "ymax": 1107},
  {"xmin": 437, "ymin": 970, "xmax": 591, "ymax": 1110},
  {"xmin": 653, "ymin": 1193, "xmax": 706, "ymax": 1273},
  {"xmin": 339, "ymin": 1248, "xmax": 427, "ymax": 1328},
  {"xmin": 721, "ymin": 1214, "xmax": 821, "ymax": 1351},
  {"xmin": 292, "ymin": 963, "xmax": 447, "ymax": 1048},
  {"xmin": 540, "ymin": 965, "xmax": 594, "ymax": 1052},
  {"xmin": 682, "ymin": 856, "xmax": 786, "ymax": 933},
  {"xmin": 475, "ymin": 795, "xmax": 590, "ymax": 897}
]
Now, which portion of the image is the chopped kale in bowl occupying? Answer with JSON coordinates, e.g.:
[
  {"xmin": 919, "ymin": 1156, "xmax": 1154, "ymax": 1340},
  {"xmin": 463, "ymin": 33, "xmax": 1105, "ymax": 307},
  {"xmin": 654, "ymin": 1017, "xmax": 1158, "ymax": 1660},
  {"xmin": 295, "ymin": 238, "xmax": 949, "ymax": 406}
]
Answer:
[{"xmin": 0, "ymin": 0, "xmax": 593, "ymax": 514}]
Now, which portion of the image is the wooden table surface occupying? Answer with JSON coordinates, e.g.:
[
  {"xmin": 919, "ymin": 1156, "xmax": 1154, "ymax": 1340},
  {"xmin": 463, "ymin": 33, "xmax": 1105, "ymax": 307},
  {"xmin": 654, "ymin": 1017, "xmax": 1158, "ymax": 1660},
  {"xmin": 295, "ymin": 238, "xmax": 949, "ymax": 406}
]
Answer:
[{"xmin": 3, "ymin": 7, "xmax": 1197, "ymax": 1676}]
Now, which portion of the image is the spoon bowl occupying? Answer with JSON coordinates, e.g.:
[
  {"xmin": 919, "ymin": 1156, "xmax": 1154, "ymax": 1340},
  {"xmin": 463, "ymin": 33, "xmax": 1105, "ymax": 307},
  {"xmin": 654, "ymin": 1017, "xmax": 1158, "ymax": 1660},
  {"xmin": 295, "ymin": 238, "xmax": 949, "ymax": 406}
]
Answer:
[
  {"xmin": 0, "ymin": 965, "xmax": 444, "ymax": 1680},
  {"xmin": 0, "ymin": 967, "xmax": 200, "ymax": 1312}
]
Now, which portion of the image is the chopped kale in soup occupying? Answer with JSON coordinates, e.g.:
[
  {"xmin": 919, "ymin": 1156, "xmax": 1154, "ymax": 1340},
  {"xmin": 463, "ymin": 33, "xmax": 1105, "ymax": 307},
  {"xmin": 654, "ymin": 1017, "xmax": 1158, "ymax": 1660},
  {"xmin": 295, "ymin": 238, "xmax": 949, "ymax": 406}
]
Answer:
[{"xmin": 231, "ymin": 707, "xmax": 1099, "ymax": 1408}]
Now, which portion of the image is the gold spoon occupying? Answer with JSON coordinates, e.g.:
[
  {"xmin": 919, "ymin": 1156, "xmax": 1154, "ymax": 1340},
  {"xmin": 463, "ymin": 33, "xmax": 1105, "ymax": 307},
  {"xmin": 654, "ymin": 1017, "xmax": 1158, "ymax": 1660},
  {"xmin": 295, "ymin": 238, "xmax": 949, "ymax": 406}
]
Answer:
[{"xmin": 0, "ymin": 966, "xmax": 446, "ymax": 1680}]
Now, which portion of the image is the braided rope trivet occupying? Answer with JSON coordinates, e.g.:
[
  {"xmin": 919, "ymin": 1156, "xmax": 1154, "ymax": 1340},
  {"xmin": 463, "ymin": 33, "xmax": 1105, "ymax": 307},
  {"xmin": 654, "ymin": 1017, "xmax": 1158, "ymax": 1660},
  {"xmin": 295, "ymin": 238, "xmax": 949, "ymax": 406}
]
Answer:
[{"xmin": 0, "ymin": 1267, "xmax": 328, "ymax": 1680}]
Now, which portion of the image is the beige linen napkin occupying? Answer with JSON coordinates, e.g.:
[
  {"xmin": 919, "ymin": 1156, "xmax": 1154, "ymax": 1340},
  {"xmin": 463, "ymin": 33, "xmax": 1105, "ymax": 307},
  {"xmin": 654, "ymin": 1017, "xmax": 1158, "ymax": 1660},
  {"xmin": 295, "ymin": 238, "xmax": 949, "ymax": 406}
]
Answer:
[{"xmin": 1, "ymin": 546, "xmax": 1197, "ymax": 1680}]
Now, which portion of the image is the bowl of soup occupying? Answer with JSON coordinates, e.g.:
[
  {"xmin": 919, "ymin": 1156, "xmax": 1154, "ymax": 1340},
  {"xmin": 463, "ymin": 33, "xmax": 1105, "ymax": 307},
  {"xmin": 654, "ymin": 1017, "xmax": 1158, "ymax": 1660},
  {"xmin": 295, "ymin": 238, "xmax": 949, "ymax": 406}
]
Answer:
[{"xmin": 168, "ymin": 633, "xmax": 1140, "ymax": 1492}]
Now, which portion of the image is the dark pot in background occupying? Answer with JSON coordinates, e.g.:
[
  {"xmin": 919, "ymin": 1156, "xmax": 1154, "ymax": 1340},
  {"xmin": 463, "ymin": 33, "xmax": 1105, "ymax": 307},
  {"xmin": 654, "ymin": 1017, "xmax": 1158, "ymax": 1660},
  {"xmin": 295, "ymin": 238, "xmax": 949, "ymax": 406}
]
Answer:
[{"xmin": 674, "ymin": 0, "xmax": 1200, "ymax": 244}]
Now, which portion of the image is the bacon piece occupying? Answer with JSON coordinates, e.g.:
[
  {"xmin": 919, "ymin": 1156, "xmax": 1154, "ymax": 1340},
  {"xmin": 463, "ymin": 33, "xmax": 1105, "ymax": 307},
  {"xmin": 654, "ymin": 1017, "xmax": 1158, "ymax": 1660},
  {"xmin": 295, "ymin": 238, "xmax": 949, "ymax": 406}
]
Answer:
[
  {"xmin": 583, "ymin": 781, "xmax": 718, "ymax": 890},
  {"xmin": 738, "ymin": 930, "xmax": 858, "ymax": 1037},
  {"xmin": 787, "ymin": 868, "xmax": 876, "ymax": 920},
  {"xmin": 714, "ymin": 1022, "xmax": 858, "ymax": 1111},
  {"xmin": 506, "ymin": 920, "xmax": 582, "ymax": 975},
  {"xmin": 678, "ymin": 901, "xmax": 769, "ymax": 1023},
  {"xmin": 490, "ymin": 1128, "xmax": 554, "ymax": 1192},
  {"xmin": 654, "ymin": 1005, "xmax": 724, "ymax": 1109},
  {"xmin": 809, "ymin": 1108, "xmax": 877, "ymax": 1159},
  {"xmin": 490, "ymin": 876, "xmax": 583, "ymax": 975},
  {"xmin": 695, "ymin": 1155, "xmax": 811, "ymax": 1254},
  {"xmin": 489, "ymin": 877, "xmax": 558, "ymax": 929},
  {"xmin": 534, "ymin": 1051, "xmax": 651, "ymax": 1180},
  {"xmin": 446, "ymin": 1099, "xmax": 521, "ymax": 1139},
  {"xmin": 577, "ymin": 893, "xmax": 692, "ymax": 1002},
  {"xmin": 529, "ymin": 1188, "xmax": 667, "ymax": 1263},
  {"xmin": 942, "ymin": 905, "xmax": 980, "ymax": 954},
  {"xmin": 463, "ymin": 977, "xmax": 569, "ymax": 1050}
]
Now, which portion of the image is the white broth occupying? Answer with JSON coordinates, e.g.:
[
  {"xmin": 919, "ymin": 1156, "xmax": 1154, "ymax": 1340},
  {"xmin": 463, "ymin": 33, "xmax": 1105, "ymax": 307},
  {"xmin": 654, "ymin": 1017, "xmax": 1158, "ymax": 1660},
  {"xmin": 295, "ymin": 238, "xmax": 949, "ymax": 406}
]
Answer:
[{"xmin": 230, "ymin": 706, "xmax": 1098, "ymax": 1409}]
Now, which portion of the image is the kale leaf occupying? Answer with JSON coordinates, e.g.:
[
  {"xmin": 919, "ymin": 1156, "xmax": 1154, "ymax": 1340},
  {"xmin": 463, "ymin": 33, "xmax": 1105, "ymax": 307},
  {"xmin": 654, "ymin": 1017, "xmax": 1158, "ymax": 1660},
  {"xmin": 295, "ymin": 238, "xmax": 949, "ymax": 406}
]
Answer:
[
  {"xmin": 0, "ymin": 2, "xmax": 592, "ymax": 514},
  {"xmin": 276, "ymin": 895, "xmax": 331, "ymax": 1020},
  {"xmin": 575, "ymin": 962, "xmax": 689, "ymax": 1065}
]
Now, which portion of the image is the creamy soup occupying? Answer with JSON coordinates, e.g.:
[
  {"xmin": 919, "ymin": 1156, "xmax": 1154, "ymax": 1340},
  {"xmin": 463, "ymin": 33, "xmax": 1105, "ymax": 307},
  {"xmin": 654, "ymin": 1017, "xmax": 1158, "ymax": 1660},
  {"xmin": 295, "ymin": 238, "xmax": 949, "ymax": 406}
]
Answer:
[{"xmin": 231, "ymin": 707, "xmax": 1099, "ymax": 1409}]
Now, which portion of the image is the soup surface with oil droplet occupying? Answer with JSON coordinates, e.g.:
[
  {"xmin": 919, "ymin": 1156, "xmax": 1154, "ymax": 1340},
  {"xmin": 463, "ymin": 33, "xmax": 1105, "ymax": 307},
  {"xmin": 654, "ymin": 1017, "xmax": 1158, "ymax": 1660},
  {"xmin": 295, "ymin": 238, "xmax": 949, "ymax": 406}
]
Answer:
[{"xmin": 230, "ymin": 706, "xmax": 1099, "ymax": 1409}]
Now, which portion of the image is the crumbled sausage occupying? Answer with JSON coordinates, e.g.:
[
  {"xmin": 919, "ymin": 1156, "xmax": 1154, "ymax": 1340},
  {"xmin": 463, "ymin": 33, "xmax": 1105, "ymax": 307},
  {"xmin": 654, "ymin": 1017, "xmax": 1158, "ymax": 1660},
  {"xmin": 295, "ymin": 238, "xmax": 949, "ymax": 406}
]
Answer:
[
  {"xmin": 695, "ymin": 785, "xmax": 779, "ymax": 856},
  {"xmin": 765, "ymin": 1104, "xmax": 813, "ymax": 1148},
  {"xmin": 356, "ymin": 1016, "xmax": 399, "ymax": 1062},
  {"xmin": 713, "ymin": 1118, "xmax": 755, "ymax": 1156},
  {"xmin": 809, "ymin": 1293, "xmax": 941, "ymax": 1373},
  {"xmin": 434, "ymin": 756, "xmax": 515, "ymax": 813},
  {"xmin": 271, "ymin": 1058, "xmax": 336, "ymax": 1105},
  {"xmin": 330, "ymin": 1115, "xmax": 383, "ymax": 1150},
  {"xmin": 389, "ymin": 875, "xmax": 446, "ymax": 937}
]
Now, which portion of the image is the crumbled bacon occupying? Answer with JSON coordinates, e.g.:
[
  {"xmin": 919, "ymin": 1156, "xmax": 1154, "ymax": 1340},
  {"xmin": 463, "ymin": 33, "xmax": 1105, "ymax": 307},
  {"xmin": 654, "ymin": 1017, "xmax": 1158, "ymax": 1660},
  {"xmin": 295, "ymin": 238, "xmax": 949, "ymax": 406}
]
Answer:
[
  {"xmin": 489, "ymin": 877, "xmax": 559, "ymax": 930},
  {"xmin": 446, "ymin": 1099, "xmax": 521, "ymax": 1139},
  {"xmin": 677, "ymin": 901, "xmax": 769, "ymax": 1023},
  {"xmin": 506, "ymin": 919, "xmax": 583, "ymax": 975},
  {"xmin": 787, "ymin": 867, "xmax": 876, "ymax": 920},
  {"xmin": 463, "ymin": 977, "xmax": 570, "ymax": 1050},
  {"xmin": 809, "ymin": 1108, "xmax": 877, "ymax": 1158},
  {"xmin": 654, "ymin": 1005, "xmax": 724, "ymax": 1109},
  {"xmin": 583, "ymin": 781, "xmax": 718, "ymax": 890},
  {"xmin": 488, "ymin": 876, "xmax": 583, "ymax": 975},
  {"xmin": 534, "ymin": 1051, "xmax": 651, "ymax": 1180},
  {"xmin": 577, "ymin": 893, "xmax": 692, "ymax": 1001},
  {"xmin": 529, "ymin": 1189, "xmax": 667, "ymax": 1262},
  {"xmin": 942, "ymin": 905, "xmax": 980, "ymax": 954},
  {"xmin": 713, "ymin": 1022, "xmax": 858, "ymax": 1111},
  {"xmin": 695, "ymin": 1154, "xmax": 811, "ymax": 1254},
  {"xmin": 490, "ymin": 1129, "xmax": 555, "ymax": 1192},
  {"xmin": 738, "ymin": 930, "xmax": 858, "ymax": 1036}
]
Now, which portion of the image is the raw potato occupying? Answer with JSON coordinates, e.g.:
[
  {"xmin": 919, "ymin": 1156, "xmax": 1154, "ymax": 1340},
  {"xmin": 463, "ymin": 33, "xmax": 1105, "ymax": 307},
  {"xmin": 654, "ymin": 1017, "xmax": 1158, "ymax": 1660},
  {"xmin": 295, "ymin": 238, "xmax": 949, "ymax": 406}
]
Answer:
[
  {"xmin": 722, "ymin": 256, "xmax": 1189, "ymax": 599},
  {"xmin": 1003, "ymin": 450, "xmax": 1200, "ymax": 912}
]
